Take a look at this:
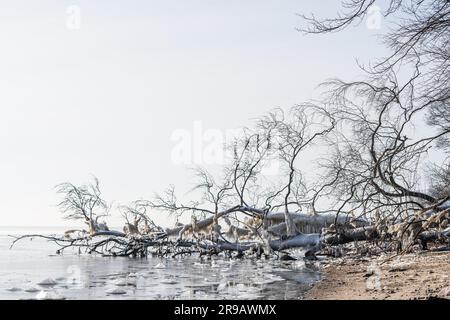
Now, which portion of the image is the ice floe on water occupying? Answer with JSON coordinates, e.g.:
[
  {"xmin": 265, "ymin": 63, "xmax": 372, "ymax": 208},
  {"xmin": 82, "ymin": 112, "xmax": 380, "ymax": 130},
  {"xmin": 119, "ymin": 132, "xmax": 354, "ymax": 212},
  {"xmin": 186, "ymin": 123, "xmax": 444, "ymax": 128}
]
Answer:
[
  {"xmin": 154, "ymin": 262, "xmax": 166, "ymax": 269},
  {"xmin": 159, "ymin": 279, "xmax": 179, "ymax": 285},
  {"xmin": 112, "ymin": 279, "xmax": 129, "ymax": 287},
  {"xmin": 35, "ymin": 290, "xmax": 65, "ymax": 300},
  {"xmin": 105, "ymin": 288, "xmax": 127, "ymax": 295},
  {"xmin": 110, "ymin": 274, "xmax": 139, "ymax": 288},
  {"xmin": 37, "ymin": 278, "xmax": 58, "ymax": 286},
  {"xmin": 210, "ymin": 261, "xmax": 220, "ymax": 268}
]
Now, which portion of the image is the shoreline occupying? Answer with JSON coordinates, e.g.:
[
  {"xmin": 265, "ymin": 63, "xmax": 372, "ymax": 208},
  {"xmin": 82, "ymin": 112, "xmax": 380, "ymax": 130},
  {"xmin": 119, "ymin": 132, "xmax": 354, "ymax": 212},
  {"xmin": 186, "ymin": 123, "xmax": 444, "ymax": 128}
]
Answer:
[{"xmin": 304, "ymin": 250, "xmax": 450, "ymax": 300}]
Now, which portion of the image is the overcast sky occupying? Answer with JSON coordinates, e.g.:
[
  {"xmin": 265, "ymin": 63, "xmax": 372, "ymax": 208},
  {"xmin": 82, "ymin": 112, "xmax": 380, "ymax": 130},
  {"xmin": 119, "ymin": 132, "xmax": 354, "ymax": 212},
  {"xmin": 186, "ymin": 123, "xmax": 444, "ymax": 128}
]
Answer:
[{"xmin": 0, "ymin": 1, "xmax": 388, "ymax": 227}]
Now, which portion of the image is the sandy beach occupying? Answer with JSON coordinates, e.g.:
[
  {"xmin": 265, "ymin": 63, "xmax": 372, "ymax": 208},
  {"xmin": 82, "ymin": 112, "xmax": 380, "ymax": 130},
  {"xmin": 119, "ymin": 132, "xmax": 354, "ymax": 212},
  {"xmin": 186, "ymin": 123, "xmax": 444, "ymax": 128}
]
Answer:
[{"xmin": 305, "ymin": 251, "xmax": 450, "ymax": 300}]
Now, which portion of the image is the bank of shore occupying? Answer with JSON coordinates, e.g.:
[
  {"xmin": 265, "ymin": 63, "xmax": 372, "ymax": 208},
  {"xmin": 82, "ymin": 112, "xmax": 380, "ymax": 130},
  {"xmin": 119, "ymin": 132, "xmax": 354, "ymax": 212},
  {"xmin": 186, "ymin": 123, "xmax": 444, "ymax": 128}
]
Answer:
[{"xmin": 304, "ymin": 250, "xmax": 450, "ymax": 300}]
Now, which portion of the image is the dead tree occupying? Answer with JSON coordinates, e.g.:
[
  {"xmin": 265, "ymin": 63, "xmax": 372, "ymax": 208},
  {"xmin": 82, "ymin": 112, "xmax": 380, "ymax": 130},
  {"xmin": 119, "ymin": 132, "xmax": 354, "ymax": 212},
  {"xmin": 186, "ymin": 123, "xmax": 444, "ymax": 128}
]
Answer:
[
  {"xmin": 55, "ymin": 177, "xmax": 119, "ymax": 236},
  {"xmin": 297, "ymin": 0, "xmax": 450, "ymax": 251}
]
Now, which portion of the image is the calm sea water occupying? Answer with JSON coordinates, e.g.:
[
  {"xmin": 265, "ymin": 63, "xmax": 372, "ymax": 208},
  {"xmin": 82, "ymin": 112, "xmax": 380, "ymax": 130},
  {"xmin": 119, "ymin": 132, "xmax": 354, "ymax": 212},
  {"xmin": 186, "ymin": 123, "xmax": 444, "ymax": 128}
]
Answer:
[{"xmin": 0, "ymin": 227, "xmax": 320, "ymax": 300}]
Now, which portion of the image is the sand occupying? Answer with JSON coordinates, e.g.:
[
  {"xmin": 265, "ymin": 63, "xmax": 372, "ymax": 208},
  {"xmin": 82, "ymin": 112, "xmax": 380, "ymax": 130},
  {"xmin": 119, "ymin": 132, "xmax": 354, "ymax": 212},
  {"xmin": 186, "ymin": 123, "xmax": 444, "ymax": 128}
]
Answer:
[{"xmin": 305, "ymin": 250, "xmax": 450, "ymax": 300}]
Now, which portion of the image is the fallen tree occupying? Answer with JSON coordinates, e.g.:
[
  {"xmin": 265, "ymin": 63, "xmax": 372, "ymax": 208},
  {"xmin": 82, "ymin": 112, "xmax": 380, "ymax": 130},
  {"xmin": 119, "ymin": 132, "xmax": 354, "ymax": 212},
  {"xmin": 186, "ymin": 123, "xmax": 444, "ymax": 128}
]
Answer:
[{"xmin": 10, "ymin": 179, "xmax": 449, "ymax": 259}]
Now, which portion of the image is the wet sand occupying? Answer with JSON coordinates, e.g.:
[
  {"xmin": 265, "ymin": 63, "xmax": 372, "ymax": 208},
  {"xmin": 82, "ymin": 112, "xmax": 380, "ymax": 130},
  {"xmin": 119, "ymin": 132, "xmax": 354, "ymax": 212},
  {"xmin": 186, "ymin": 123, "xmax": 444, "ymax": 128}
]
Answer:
[{"xmin": 305, "ymin": 251, "xmax": 450, "ymax": 300}]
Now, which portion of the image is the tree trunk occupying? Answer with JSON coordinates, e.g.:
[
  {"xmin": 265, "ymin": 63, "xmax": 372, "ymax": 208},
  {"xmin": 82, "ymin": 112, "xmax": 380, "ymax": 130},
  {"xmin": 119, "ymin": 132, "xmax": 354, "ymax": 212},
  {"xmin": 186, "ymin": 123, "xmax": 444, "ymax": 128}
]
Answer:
[{"xmin": 284, "ymin": 211, "xmax": 297, "ymax": 236}]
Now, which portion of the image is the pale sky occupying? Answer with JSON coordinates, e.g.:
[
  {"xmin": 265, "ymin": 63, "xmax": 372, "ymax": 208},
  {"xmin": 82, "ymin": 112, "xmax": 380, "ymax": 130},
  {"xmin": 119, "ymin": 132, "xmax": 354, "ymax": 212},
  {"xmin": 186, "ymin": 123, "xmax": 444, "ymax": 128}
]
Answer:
[{"xmin": 0, "ymin": 1, "xmax": 388, "ymax": 227}]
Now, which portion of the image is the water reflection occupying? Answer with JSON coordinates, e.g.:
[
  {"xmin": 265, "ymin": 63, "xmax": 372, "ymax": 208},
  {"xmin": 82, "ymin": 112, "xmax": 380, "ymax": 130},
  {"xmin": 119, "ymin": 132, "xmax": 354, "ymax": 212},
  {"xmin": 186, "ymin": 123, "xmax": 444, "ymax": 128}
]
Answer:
[{"xmin": 1, "ymin": 237, "xmax": 320, "ymax": 300}]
